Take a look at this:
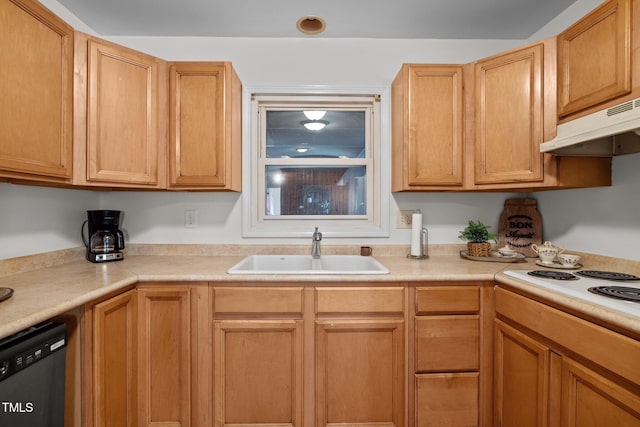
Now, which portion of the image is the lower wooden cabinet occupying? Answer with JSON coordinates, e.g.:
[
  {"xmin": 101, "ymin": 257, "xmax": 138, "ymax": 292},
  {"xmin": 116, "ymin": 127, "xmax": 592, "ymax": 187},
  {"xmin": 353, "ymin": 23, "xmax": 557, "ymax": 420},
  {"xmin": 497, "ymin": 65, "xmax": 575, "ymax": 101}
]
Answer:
[
  {"xmin": 212, "ymin": 285, "xmax": 406, "ymax": 427},
  {"xmin": 315, "ymin": 287, "xmax": 406, "ymax": 427},
  {"xmin": 213, "ymin": 319, "xmax": 304, "ymax": 427},
  {"xmin": 561, "ymin": 357, "xmax": 640, "ymax": 427},
  {"xmin": 212, "ymin": 286, "xmax": 305, "ymax": 427},
  {"xmin": 411, "ymin": 283, "xmax": 493, "ymax": 427},
  {"xmin": 85, "ymin": 283, "xmax": 209, "ymax": 427},
  {"xmin": 86, "ymin": 289, "xmax": 138, "ymax": 427},
  {"xmin": 316, "ymin": 319, "xmax": 405, "ymax": 427},
  {"xmin": 495, "ymin": 286, "xmax": 640, "ymax": 427},
  {"xmin": 87, "ymin": 282, "xmax": 516, "ymax": 427},
  {"xmin": 137, "ymin": 285, "xmax": 210, "ymax": 427},
  {"xmin": 494, "ymin": 319, "xmax": 551, "ymax": 427}
]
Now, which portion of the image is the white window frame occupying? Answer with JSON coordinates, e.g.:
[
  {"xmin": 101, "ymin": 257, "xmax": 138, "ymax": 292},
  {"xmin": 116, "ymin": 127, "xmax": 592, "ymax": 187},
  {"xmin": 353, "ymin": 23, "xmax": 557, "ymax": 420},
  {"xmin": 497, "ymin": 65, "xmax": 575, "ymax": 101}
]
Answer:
[{"xmin": 241, "ymin": 86, "xmax": 390, "ymax": 238}]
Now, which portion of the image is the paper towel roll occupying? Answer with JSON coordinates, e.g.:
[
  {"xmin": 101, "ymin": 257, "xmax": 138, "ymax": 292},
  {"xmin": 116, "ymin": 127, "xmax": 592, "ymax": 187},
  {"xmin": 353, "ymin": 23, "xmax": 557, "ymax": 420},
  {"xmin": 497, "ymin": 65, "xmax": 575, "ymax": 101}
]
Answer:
[{"xmin": 411, "ymin": 212, "xmax": 422, "ymax": 256}]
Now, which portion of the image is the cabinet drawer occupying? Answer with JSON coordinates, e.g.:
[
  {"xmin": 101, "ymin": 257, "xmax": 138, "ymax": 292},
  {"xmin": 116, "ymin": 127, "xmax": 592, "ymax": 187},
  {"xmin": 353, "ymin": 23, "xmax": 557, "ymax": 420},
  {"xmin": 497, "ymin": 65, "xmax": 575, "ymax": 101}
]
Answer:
[
  {"xmin": 213, "ymin": 287, "xmax": 304, "ymax": 314},
  {"xmin": 416, "ymin": 286, "xmax": 480, "ymax": 315},
  {"xmin": 316, "ymin": 287, "xmax": 404, "ymax": 314},
  {"xmin": 415, "ymin": 316, "xmax": 479, "ymax": 371},
  {"xmin": 415, "ymin": 373, "xmax": 479, "ymax": 427}
]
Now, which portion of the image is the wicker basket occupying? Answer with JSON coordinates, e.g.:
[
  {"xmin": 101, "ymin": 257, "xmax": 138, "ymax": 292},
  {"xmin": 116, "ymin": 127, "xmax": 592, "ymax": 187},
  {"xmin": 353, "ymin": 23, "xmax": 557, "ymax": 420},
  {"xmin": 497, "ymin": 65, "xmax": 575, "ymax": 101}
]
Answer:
[{"xmin": 467, "ymin": 242, "xmax": 492, "ymax": 257}]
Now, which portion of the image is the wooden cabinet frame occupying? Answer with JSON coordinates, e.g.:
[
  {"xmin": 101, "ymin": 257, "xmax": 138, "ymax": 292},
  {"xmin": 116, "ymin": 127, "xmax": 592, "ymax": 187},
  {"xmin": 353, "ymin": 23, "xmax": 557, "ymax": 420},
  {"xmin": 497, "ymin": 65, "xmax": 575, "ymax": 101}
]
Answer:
[
  {"xmin": 73, "ymin": 33, "xmax": 165, "ymax": 188},
  {"xmin": 391, "ymin": 64, "xmax": 465, "ymax": 190},
  {"xmin": 0, "ymin": 0, "xmax": 74, "ymax": 182},
  {"xmin": 168, "ymin": 62, "xmax": 242, "ymax": 191},
  {"xmin": 474, "ymin": 43, "xmax": 544, "ymax": 185},
  {"xmin": 557, "ymin": 0, "xmax": 633, "ymax": 118}
]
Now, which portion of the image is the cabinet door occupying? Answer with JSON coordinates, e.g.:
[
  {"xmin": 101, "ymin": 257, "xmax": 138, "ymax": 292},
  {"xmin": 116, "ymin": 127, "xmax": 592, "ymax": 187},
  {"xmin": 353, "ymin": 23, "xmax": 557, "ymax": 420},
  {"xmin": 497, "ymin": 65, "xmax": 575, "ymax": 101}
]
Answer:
[
  {"xmin": 169, "ymin": 62, "xmax": 242, "ymax": 190},
  {"xmin": 391, "ymin": 64, "xmax": 464, "ymax": 190},
  {"xmin": 0, "ymin": 0, "xmax": 73, "ymax": 182},
  {"xmin": 213, "ymin": 320, "xmax": 304, "ymax": 427},
  {"xmin": 475, "ymin": 43, "xmax": 544, "ymax": 185},
  {"xmin": 316, "ymin": 319, "xmax": 404, "ymax": 427},
  {"xmin": 90, "ymin": 290, "xmax": 138, "ymax": 427},
  {"xmin": 494, "ymin": 319, "xmax": 550, "ymax": 427},
  {"xmin": 83, "ymin": 38, "xmax": 160, "ymax": 186},
  {"xmin": 561, "ymin": 357, "xmax": 640, "ymax": 427},
  {"xmin": 557, "ymin": 0, "xmax": 632, "ymax": 118},
  {"xmin": 137, "ymin": 286, "xmax": 194, "ymax": 427}
]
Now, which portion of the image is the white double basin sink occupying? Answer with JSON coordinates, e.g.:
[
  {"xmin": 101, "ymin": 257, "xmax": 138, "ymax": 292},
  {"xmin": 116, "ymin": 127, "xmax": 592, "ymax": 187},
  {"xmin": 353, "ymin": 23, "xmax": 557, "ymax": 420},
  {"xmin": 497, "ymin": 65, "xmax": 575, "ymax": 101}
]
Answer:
[{"xmin": 227, "ymin": 254, "xmax": 389, "ymax": 275}]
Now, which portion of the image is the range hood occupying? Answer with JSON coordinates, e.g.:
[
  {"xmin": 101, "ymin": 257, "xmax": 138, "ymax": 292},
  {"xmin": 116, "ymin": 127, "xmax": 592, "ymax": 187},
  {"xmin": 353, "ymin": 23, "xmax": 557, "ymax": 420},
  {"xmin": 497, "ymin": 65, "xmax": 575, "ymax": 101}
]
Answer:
[{"xmin": 541, "ymin": 97, "xmax": 640, "ymax": 156}]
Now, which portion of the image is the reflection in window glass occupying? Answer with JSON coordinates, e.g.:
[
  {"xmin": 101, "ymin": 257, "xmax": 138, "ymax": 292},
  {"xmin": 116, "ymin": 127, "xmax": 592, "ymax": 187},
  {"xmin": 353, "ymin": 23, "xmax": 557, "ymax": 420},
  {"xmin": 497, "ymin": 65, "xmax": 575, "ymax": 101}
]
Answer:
[
  {"xmin": 265, "ymin": 111, "xmax": 366, "ymax": 159},
  {"xmin": 265, "ymin": 166, "xmax": 366, "ymax": 216}
]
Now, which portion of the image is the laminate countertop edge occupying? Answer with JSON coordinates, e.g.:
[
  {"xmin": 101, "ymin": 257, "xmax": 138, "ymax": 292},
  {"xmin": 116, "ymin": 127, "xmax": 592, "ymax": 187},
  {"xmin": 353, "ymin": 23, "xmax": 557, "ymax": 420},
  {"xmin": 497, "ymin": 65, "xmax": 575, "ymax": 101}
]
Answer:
[{"xmin": 1, "ymin": 251, "xmax": 639, "ymax": 339}]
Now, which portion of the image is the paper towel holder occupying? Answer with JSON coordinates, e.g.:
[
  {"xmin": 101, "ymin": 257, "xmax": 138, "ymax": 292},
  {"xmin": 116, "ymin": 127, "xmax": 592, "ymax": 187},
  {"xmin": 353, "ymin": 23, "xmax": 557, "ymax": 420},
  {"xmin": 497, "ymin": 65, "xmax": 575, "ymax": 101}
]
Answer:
[{"xmin": 407, "ymin": 227, "xmax": 429, "ymax": 260}]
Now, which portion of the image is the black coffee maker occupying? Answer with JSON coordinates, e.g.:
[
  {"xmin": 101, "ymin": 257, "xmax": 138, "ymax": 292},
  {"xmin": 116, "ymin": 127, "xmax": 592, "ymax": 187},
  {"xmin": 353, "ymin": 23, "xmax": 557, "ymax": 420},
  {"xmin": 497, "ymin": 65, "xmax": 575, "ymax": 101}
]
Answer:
[{"xmin": 81, "ymin": 210, "xmax": 125, "ymax": 263}]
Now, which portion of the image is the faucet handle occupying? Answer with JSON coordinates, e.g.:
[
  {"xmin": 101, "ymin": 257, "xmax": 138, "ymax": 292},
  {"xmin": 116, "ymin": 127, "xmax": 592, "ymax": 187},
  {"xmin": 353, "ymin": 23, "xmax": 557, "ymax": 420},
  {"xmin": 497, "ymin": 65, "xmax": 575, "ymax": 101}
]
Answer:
[{"xmin": 313, "ymin": 226, "xmax": 322, "ymax": 240}]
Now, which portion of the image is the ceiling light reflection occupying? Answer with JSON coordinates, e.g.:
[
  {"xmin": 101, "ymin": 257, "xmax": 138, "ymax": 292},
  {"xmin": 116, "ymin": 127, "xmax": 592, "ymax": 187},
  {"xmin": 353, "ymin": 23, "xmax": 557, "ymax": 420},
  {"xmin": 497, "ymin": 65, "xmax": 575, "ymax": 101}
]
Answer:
[
  {"xmin": 302, "ymin": 120, "xmax": 327, "ymax": 131},
  {"xmin": 303, "ymin": 110, "xmax": 326, "ymax": 120},
  {"xmin": 272, "ymin": 172, "xmax": 285, "ymax": 184}
]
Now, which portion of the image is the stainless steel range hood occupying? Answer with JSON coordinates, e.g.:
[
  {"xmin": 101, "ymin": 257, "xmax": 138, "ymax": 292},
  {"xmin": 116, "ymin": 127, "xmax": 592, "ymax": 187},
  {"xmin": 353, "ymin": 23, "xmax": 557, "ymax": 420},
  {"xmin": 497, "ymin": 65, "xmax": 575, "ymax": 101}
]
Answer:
[{"xmin": 541, "ymin": 97, "xmax": 640, "ymax": 156}]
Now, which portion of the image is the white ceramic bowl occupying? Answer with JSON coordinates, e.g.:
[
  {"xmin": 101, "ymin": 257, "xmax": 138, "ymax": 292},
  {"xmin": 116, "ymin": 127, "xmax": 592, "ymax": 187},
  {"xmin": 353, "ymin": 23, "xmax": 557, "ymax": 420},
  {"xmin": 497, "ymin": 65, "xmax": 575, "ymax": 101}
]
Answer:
[{"xmin": 498, "ymin": 249, "xmax": 517, "ymax": 257}]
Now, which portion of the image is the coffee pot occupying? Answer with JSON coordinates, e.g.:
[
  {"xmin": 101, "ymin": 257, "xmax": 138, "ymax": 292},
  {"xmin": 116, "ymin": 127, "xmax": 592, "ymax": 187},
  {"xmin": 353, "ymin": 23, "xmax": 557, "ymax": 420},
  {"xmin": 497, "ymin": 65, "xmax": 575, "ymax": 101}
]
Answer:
[{"xmin": 81, "ymin": 210, "xmax": 125, "ymax": 263}]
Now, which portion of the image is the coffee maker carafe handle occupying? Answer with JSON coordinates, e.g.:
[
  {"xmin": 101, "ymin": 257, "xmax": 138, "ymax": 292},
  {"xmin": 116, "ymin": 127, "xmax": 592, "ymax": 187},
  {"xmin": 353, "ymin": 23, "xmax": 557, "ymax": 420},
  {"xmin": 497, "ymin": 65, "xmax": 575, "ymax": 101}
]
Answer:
[
  {"xmin": 117, "ymin": 229, "xmax": 125, "ymax": 250},
  {"xmin": 81, "ymin": 220, "xmax": 90, "ymax": 248}
]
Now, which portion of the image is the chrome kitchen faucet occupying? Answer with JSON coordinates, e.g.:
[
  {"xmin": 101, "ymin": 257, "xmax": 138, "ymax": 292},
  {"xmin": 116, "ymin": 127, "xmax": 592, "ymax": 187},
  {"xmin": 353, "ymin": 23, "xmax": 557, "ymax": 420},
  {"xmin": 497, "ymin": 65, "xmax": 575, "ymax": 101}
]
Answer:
[{"xmin": 312, "ymin": 227, "xmax": 322, "ymax": 259}]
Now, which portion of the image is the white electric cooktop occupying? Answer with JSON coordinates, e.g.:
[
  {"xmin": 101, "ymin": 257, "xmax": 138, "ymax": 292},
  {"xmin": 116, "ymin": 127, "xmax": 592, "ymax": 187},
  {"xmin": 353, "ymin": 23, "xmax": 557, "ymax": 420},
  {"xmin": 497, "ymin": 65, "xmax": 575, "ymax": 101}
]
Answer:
[{"xmin": 503, "ymin": 269, "xmax": 640, "ymax": 318}]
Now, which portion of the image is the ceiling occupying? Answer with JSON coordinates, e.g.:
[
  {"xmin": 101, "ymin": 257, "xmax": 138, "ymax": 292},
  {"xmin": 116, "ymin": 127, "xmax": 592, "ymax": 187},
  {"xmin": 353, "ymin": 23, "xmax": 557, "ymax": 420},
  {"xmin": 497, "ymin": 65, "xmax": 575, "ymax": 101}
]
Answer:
[{"xmin": 56, "ymin": 0, "xmax": 578, "ymax": 39}]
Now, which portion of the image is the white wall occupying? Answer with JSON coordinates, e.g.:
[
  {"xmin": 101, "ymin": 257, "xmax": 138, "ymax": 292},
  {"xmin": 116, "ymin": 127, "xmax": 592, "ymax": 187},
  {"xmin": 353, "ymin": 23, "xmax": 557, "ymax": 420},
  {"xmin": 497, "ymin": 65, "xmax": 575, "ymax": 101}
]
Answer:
[
  {"xmin": 3, "ymin": 0, "xmax": 638, "ymax": 261},
  {"xmin": 536, "ymin": 154, "xmax": 640, "ymax": 259},
  {"xmin": 0, "ymin": 184, "xmax": 98, "ymax": 259}
]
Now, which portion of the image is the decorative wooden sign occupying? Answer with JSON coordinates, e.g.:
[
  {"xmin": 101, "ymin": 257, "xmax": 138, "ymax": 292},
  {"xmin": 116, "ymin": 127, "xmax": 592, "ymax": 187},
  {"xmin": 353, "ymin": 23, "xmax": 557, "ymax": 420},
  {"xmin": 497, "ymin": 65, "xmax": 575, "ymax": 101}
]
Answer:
[{"xmin": 498, "ymin": 198, "xmax": 543, "ymax": 258}]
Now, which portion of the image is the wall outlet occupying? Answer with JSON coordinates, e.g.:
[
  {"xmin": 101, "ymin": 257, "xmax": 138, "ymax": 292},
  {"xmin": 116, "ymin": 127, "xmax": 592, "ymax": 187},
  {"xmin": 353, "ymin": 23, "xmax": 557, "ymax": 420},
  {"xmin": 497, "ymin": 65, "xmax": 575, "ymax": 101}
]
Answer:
[
  {"xmin": 185, "ymin": 209, "xmax": 198, "ymax": 228},
  {"xmin": 396, "ymin": 210, "xmax": 414, "ymax": 229}
]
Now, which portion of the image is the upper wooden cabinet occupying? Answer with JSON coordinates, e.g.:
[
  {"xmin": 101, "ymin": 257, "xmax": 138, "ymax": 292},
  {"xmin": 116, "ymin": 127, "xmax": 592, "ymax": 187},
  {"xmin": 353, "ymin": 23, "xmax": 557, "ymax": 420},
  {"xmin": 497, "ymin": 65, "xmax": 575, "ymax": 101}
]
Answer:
[
  {"xmin": 471, "ymin": 38, "xmax": 611, "ymax": 190},
  {"xmin": 474, "ymin": 43, "xmax": 545, "ymax": 186},
  {"xmin": 392, "ymin": 64, "xmax": 464, "ymax": 190},
  {"xmin": 557, "ymin": 0, "xmax": 633, "ymax": 119},
  {"xmin": 392, "ymin": 38, "xmax": 612, "ymax": 192},
  {"xmin": 168, "ymin": 62, "xmax": 242, "ymax": 191},
  {"xmin": 74, "ymin": 33, "xmax": 165, "ymax": 188},
  {"xmin": 0, "ymin": 0, "xmax": 73, "ymax": 183}
]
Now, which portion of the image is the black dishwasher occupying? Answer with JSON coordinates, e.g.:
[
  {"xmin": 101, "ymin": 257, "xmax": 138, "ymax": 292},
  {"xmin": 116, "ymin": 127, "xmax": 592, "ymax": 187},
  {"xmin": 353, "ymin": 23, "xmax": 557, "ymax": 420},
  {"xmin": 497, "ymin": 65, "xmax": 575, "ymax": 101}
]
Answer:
[{"xmin": 0, "ymin": 321, "xmax": 67, "ymax": 427}]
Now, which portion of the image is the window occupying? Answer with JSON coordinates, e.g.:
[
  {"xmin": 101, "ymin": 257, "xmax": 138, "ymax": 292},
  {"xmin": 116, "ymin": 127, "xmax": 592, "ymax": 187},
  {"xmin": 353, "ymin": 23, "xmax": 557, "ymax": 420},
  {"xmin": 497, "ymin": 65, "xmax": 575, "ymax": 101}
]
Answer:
[{"xmin": 242, "ymin": 89, "xmax": 389, "ymax": 238}]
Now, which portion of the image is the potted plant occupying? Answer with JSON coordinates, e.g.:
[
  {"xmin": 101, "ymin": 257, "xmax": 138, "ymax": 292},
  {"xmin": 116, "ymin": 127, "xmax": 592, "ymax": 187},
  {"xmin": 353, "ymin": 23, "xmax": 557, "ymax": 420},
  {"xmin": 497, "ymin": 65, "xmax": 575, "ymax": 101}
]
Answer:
[{"xmin": 458, "ymin": 220, "xmax": 498, "ymax": 257}]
